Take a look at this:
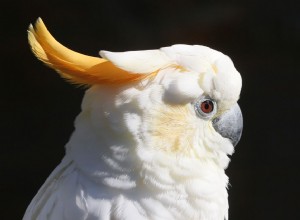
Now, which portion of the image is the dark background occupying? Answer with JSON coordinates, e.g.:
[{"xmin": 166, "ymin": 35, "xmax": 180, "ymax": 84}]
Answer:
[{"xmin": 1, "ymin": 0, "xmax": 299, "ymax": 219}]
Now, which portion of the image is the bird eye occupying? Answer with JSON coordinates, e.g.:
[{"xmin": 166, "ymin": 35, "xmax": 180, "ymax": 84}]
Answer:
[
  {"xmin": 201, "ymin": 100, "xmax": 214, "ymax": 113},
  {"xmin": 194, "ymin": 97, "xmax": 217, "ymax": 119}
]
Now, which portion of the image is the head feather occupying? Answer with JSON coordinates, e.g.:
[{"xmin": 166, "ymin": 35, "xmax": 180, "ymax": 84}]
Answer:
[{"xmin": 27, "ymin": 18, "xmax": 153, "ymax": 85}]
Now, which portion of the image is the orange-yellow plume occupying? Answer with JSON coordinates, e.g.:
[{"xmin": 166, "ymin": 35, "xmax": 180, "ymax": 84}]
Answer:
[{"xmin": 28, "ymin": 18, "xmax": 150, "ymax": 85}]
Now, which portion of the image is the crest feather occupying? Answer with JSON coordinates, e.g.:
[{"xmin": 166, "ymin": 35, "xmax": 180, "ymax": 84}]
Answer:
[
  {"xmin": 28, "ymin": 18, "xmax": 151, "ymax": 85},
  {"xmin": 100, "ymin": 50, "xmax": 172, "ymax": 74}
]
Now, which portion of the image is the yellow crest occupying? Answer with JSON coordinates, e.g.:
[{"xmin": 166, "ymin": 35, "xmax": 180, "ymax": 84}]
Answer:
[{"xmin": 28, "ymin": 18, "xmax": 153, "ymax": 85}]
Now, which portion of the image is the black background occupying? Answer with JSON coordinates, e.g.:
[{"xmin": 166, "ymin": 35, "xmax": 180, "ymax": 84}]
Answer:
[{"xmin": 1, "ymin": 0, "xmax": 299, "ymax": 219}]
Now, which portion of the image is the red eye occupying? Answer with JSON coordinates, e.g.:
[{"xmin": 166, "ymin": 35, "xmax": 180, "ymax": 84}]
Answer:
[
  {"xmin": 200, "ymin": 100, "xmax": 214, "ymax": 113},
  {"xmin": 194, "ymin": 97, "xmax": 217, "ymax": 119}
]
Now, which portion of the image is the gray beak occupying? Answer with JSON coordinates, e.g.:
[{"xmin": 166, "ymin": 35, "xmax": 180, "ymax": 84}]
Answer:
[{"xmin": 212, "ymin": 103, "xmax": 243, "ymax": 147}]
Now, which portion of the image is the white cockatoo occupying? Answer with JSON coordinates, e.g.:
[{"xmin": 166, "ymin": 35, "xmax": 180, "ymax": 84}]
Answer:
[{"xmin": 24, "ymin": 18, "xmax": 243, "ymax": 220}]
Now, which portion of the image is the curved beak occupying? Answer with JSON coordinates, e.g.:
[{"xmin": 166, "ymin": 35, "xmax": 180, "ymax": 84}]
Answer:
[{"xmin": 212, "ymin": 103, "xmax": 243, "ymax": 147}]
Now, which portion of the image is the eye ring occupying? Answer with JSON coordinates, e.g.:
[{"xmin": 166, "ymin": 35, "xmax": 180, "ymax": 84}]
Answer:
[{"xmin": 194, "ymin": 97, "xmax": 217, "ymax": 120}]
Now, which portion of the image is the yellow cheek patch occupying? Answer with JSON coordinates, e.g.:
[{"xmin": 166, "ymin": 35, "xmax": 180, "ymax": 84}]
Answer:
[
  {"xmin": 28, "ymin": 18, "xmax": 153, "ymax": 86},
  {"xmin": 149, "ymin": 104, "xmax": 196, "ymax": 154}
]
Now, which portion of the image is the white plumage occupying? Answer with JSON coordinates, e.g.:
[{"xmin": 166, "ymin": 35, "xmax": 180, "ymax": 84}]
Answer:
[{"xmin": 24, "ymin": 19, "xmax": 242, "ymax": 220}]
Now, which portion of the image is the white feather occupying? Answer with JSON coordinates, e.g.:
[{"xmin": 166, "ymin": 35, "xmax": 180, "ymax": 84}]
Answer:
[
  {"xmin": 99, "ymin": 50, "xmax": 173, "ymax": 74},
  {"xmin": 24, "ymin": 44, "xmax": 242, "ymax": 220}
]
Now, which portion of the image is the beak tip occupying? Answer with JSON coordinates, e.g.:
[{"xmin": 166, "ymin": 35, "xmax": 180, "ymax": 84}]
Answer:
[{"xmin": 230, "ymin": 126, "xmax": 243, "ymax": 147}]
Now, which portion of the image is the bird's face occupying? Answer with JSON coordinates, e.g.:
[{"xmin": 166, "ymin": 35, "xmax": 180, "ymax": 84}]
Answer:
[
  {"xmin": 135, "ymin": 67, "xmax": 242, "ymax": 166},
  {"xmin": 133, "ymin": 46, "xmax": 243, "ymax": 167}
]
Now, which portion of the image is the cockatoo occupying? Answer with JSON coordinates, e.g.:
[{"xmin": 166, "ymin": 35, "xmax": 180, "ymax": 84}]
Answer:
[{"xmin": 24, "ymin": 18, "xmax": 242, "ymax": 220}]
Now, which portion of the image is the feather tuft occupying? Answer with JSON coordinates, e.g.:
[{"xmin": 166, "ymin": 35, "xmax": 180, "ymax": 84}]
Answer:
[{"xmin": 28, "ymin": 18, "xmax": 152, "ymax": 85}]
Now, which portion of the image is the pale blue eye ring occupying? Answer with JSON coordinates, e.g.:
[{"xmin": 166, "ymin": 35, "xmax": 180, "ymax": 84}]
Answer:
[{"xmin": 194, "ymin": 97, "xmax": 217, "ymax": 120}]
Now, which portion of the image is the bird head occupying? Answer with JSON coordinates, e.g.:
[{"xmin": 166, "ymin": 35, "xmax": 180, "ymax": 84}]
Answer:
[{"xmin": 28, "ymin": 18, "xmax": 242, "ymax": 169}]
